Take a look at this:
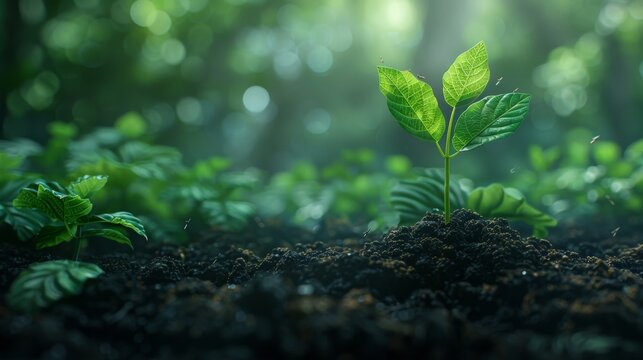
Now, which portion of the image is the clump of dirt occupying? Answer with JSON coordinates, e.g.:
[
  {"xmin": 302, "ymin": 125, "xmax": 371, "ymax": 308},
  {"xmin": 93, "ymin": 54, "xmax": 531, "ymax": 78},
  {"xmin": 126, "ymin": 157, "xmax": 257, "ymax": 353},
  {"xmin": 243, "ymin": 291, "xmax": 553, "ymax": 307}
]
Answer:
[{"xmin": 0, "ymin": 209, "xmax": 641, "ymax": 359}]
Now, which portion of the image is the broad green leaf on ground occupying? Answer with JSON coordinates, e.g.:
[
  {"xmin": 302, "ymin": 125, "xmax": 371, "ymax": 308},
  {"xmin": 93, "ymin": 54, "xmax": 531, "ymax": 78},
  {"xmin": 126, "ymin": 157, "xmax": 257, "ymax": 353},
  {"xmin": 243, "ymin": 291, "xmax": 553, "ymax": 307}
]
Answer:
[
  {"xmin": 378, "ymin": 66, "xmax": 445, "ymax": 142},
  {"xmin": 202, "ymin": 200, "xmax": 255, "ymax": 231},
  {"xmin": 391, "ymin": 169, "xmax": 467, "ymax": 224},
  {"xmin": 442, "ymin": 41, "xmax": 490, "ymax": 107},
  {"xmin": 68, "ymin": 175, "xmax": 108, "ymax": 198},
  {"xmin": 7, "ymin": 260, "xmax": 103, "ymax": 313},
  {"xmin": 83, "ymin": 228, "xmax": 133, "ymax": 249},
  {"xmin": 89, "ymin": 212, "xmax": 147, "ymax": 239},
  {"xmin": 467, "ymin": 184, "xmax": 557, "ymax": 237},
  {"xmin": 13, "ymin": 183, "xmax": 92, "ymax": 224},
  {"xmin": 452, "ymin": 93, "xmax": 531, "ymax": 152},
  {"xmin": 35, "ymin": 225, "xmax": 78, "ymax": 249}
]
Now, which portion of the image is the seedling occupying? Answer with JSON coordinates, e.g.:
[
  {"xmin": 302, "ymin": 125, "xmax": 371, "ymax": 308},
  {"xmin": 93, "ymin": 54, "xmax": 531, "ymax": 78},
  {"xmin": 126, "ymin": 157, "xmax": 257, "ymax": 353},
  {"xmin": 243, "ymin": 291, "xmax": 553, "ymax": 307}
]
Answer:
[
  {"xmin": 378, "ymin": 41, "xmax": 531, "ymax": 223},
  {"xmin": 12, "ymin": 175, "xmax": 147, "ymax": 258}
]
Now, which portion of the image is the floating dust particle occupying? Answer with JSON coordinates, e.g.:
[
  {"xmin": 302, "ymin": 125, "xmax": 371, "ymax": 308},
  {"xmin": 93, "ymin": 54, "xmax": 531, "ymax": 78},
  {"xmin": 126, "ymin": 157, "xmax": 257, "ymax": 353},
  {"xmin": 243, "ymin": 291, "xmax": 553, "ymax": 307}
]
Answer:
[
  {"xmin": 521, "ymin": 270, "xmax": 527, "ymax": 276},
  {"xmin": 611, "ymin": 227, "xmax": 620, "ymax": 237},
  {"xmin": 495, "ymin": 77, "xmax": 503, "ymax": 85},
  {"xmin": 590, "ymin": 135, "xmax": 600, "ymax": 144}
]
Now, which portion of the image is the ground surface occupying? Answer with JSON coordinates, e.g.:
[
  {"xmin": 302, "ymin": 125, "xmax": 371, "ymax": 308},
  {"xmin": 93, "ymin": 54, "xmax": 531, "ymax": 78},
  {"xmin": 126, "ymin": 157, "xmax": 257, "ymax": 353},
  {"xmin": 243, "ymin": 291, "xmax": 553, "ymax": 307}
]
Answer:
[{"xmin": 1, "ymin": 210, "xmax": 642, "ymax": 360}]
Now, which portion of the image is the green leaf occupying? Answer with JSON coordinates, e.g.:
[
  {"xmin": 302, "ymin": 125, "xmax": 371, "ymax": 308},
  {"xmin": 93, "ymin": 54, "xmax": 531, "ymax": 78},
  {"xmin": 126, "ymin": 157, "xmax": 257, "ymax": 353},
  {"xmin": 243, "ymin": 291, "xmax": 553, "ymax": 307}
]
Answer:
[
  {"xmin": 13, "ymin": 183, "xmax": 92, "ymax": 224},
  {"xmin": 36, "ymin": 225, "xmax": 77, "ymax": 249},
  {"xmin": 83, "ymin": 228, "xmax": 133, "ymax": 249},
  {"xmin": 12, "ymin": 187, "xmax": 43, "ymax": 214},
  {"xmin": 119, "ymin": 142, "xmax": 182, "ymax": 180},
  {"xmin": 91, "ymin": 212, "xmax": 147, "ymax": 239},
  {"xmin": 68, "ymin": 175, "xmax": 108, "ymax": 198},
  {"xmin": 202, "ymin": 200, "xmax": 255, "ymax": 231},
  {"xmin": 452, "ymin": 93, "xmax": 531, "ymax": 152},
  {"xmin": 1, "ymin": 205, "xmax": 49, "ymax": 241},
  {"xmin": 377, "ymin": 66, "xmax": 445, "ymax": 143},
  {"xmin": 467, "ymin": 184, "xmax": 557, "ymax": 237},
  {"xmin": 0, "ymin": 180, "xmax": 50, "ymax": 241},
  {"xmin": 442, "ymin": 41, "xmax": 490, "ymax": 107},
  {"xmin": 37, "ymin": 184, "xmax": 93, "ymax": 224},
  {"xmin": 7, "ymin": 260, "xmax": 103, "ymax": 313},
  {"xmin": 391, "ymin": 169, "xmax": 467, "ymax": 225}
]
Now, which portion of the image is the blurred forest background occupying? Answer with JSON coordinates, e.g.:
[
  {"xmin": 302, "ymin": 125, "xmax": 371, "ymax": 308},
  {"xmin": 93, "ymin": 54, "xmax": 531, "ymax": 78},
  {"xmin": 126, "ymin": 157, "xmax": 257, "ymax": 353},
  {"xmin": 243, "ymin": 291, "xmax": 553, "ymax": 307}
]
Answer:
[{"xmin": 1, "ymin": 0, "xmax": 641, "ymax": 181}]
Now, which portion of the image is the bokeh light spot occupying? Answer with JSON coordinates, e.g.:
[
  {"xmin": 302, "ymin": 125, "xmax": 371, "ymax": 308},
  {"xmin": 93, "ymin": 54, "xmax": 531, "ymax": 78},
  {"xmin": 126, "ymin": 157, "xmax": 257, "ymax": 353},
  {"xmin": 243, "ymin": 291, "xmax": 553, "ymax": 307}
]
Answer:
[
  {"xmin": 161, "ymin": 39, "xmax": 186, "ymax": 65},
  {"xmin": 242, "ymin": 86, "xmax": 270, "ymax": 113},
  {"xmin": 306, "ymin": 46, "xmax": 333, "ymax": 73},
  {"xmin": 303, "ymin": 108, "xmax": 331, "ymax": 134},
  {"xmin": 176, "ymin": 97, "xmax": 203, "ymax": 125},
  {"xmin": 149, "ymin": 11, "xmax": 172, "ymax": 35},
  {"xmin": 130, "ymin": 0, "xmax": 157, "ymax": 27}
]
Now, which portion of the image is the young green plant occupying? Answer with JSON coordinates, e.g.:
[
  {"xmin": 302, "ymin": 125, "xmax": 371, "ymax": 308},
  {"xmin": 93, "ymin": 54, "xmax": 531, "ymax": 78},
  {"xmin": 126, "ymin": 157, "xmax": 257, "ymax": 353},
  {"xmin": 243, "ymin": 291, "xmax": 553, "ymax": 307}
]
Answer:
[
  {"xmin": 378, "ymin": 41, "xmax": 531, "ymax": 223},
  {"xmin": 12, "ymin": 175, "xmax": 147, "ymax": 257}
]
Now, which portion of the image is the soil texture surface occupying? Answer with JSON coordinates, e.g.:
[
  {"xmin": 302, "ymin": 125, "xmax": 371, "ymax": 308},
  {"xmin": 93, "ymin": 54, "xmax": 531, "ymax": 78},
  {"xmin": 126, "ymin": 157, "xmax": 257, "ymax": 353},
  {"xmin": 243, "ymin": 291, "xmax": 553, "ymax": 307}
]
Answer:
[{"xmin": 1, "ymin": 209, "xmax": 642, "ymax": 360}]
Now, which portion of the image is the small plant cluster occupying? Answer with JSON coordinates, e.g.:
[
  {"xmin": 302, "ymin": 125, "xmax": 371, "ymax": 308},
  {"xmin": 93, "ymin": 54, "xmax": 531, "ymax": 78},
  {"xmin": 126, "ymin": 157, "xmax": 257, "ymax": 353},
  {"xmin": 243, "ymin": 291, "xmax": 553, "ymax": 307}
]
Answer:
[
  {"xmin": 508, "ymin": 128, "xmax": 643, "ymax": 219},
  {"xmin": 378, "ymin": 41, "xmax": 531, "ymax": 223},
  {"xmin": 252, "ymin": 149, "xmax": 414, "ymax": 231},
  {"xmin": 3, "ymin": 175, "xmax": 147, "ymax": 313},
  {"xmin": 390, "ymin": 169, "xmax": 557, "ymax": 237},
  {"xmin": 13, "ymin": 175, "xmax": 147, "ymax": 252}
]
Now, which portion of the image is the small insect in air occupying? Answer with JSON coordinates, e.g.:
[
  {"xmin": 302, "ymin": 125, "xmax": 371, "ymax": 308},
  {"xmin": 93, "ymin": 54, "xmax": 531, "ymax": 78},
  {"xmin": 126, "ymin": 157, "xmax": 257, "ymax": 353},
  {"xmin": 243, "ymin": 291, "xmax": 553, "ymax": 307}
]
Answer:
[
  {"xmin": 510, "ymin": 166, "xmax": 520, "ymax": 174},
  {"xmin": 611, "ymin": 227, "xmax": 620, "ymax": 237},
  {"xmin": 513, "ymin": 88, "xmax": 520, "ymax": 92},
  {"xmin": 379, "ymin": 56, "xmax": 384, "ymax": 64},
  {"xmin": 416, "ymin": 74, "xmax": 426, "ymax": 80},
  {"xmin": 183, "ymin": 218, "xmax": 192, "ymax": 230},
  {"xmin": 605, "ymin": 195, "xmax": 615, "ymax": 206},
  {"xmin": 495, "ymin": 77, "xmax": 503, "ymax": 86},
  {"xmin": 590, "ymin": 135, "xmax": 600, "ymax": 144}
]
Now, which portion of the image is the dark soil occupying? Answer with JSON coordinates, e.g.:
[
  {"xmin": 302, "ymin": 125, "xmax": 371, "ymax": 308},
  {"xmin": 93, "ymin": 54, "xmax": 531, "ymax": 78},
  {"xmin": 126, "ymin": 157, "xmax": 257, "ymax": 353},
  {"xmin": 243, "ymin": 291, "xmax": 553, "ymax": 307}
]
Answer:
[{"xmin": 1, "ymin": 209, "xmax": 642, "ymax": 360}]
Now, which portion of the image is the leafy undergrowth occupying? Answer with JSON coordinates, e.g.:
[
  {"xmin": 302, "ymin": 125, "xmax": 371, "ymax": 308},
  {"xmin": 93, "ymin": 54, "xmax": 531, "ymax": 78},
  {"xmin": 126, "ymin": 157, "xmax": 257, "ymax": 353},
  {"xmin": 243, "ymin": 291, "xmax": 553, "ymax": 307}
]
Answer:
[{"xmin": 1, "ymin": 210, "xmax": 642, "ymax": 359}]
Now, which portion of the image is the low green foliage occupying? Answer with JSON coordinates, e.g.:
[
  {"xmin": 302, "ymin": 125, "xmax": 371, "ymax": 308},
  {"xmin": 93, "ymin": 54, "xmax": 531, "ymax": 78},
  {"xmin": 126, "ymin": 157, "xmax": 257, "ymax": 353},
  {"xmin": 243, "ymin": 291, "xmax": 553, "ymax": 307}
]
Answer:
[
  {"xmin": 12, "ymin": 175, "xmax": 146, "ymax": 251},
  {"xmin": 378, "ymin": 41, "xmax": 531, "ymax": 223},
  {"xmin": 468, "ymin": 184, "xmax": 557, "ymax": 237},
  {"xmin": 164, "ymin": 165, "xmax": 259, "ymax": 232},
  {"xmin": 7, "ymin": 260, "xmax": 104, "ymax": 313},
  {"xmin": 254, "ymin": 149, "xmax": 412, "ymax": 230},
  {"xmin": 391, "ymin": 169, "xmax": 556, "ymax": 236},
  {"xmin": 391, "ymin": 169, "xmax": 466, "ymax": 224},
  {"xmin": 509, "ymin": 129, "xmax": 643, "ymax": 219}
]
